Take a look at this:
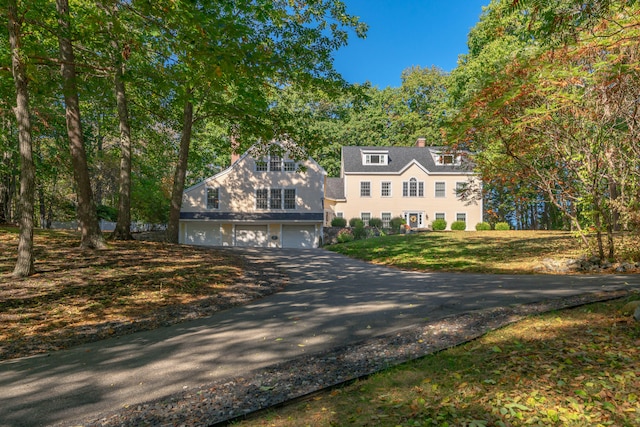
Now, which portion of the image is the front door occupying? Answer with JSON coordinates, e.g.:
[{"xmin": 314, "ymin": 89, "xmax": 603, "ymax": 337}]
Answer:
[{"xmin": 408, "ymin": 213, "xmax": 419, "ymax": 229}]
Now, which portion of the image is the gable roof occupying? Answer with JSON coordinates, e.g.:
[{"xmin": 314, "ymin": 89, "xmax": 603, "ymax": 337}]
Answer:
[
  {"xmin": 325, "ymin": 177, "xmax": 345, "ymax": 201},
  {"xmin": 341, "ymin": 146, "xmax": 474, "ymax": 175}
]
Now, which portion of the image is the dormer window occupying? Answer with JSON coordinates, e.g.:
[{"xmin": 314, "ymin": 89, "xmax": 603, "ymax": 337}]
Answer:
[
  {"xmin": 433, "ymin": 151, "xmax": 461, "ymax": 166},
  {"xmin": 362, "ymin": 150, "xmax": 388, "ymax": 166}
]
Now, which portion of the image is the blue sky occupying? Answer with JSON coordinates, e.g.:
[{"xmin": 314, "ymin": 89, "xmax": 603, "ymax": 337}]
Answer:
[{"xmin": 332, "ymin": 1, "xmax": 489, "ymax": 88}]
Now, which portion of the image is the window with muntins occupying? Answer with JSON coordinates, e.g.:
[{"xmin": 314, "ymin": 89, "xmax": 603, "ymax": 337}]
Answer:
[
  {"xmin": 206, "ymin": 188, "xmax": 219, "ymax": 209},
  {"xmin": 435, "ymin": 182, "xmax": 446, "ymax": 198},
  {"xmin": 256, "ymin": 189, "xmax": 268, "ymax": 209},
  {"xmin": 270, "ymin": 156, "xmax": 282, "ymax": 172},
  {"xmin": 284, "ymin": 189, "xmax": 296, "ymax": 209},
  {"xmin": 382, "ymin": 212, "xmax": 391, "ymax": 228},
  {"xmin": 435, "ymin": 212, "xmax": 445, "ymax": 220},
  {"xmin": 360, "ymin": 181, "xmax": 371, "ymax": 197},
  {"xmin": 457, "ymin": 212, "xmax": 467, "ymax": 223},
  {"xmin": 403, "ymin": 178, "xmax": 424, "ymax": 197},
  {"xmin": 363, "ymin": 152, "xmax": 388, "ymax": 165},
  {"xmin": 256, "ymin": 160, "xmax": 267, "ymax": 171},
  {"xmin": 270, "ymin": 188, "xmax": 282, "ymax": 209},
  {"xmin": 361, "ymin": 212, "xmax": 371, "ymax": 226},
  {"xmin": 284, "ymin": 161, "xmax": 296, "ymax": 171},
  {"xmin": 381, "ymin": 181, "xmax": 391, "ymax": 197}
]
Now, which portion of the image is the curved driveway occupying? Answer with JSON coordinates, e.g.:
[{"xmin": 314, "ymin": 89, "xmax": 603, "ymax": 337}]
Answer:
[{"xmin": 1, "ymin": 248, "xmax": 638, "ymax": 426}]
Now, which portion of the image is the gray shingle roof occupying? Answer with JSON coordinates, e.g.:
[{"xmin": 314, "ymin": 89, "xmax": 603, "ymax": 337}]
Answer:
[
  {"xmin": 325, "ymin": 177, "xmax": 345, "ymax": 200},
  {"xmin": 341, "ymin": 146, "xmax": 473, "ymax": 174}
]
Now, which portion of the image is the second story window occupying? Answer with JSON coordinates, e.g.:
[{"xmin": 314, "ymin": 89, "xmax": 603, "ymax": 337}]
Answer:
[
  {"xmin": 381, "ymin": 181, "xmax": 391, "ymax": 197},
  {"xmin": 403, "ymin": 178, "xmax": 424, "ymax": 197},
  {"xmin": 256, "ymin": 189, "xmax": 268, "ymax": 209},
  {"xmin": 206, "ymin": 188, "xmax": 219, "ymax": 209},
  {"xmin": 435, "ymin": 182, "xmax": 446, "ymax": 198},
  {"xmin": 360, "ymin": 181, "xmax": 371, "ymax": 197},
  {"xmin": 270, "ymin": 156, "xmax": 282, "ymax": 171}
]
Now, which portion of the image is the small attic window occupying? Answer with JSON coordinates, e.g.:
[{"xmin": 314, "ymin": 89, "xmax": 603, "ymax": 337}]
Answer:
[
  {"xmin": 435, "ymin": 152, "xmax": 461, "ymax": 166},
  {"xmin": 362, "ymin": 151, "xmax": 388, "ymax": 165}
]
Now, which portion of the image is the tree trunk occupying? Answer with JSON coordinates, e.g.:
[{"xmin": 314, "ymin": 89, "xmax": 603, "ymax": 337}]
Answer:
[
  {"xmin": 56, "ymin": 0, "xmax": 105, "ymax": 249},
  {"xmin": 8, "ymin": 0, "xmax": 36, "ymax": 277},
  {"xmin": 166, "ymin": 99, "xmax": 193, "ymax": 244}
]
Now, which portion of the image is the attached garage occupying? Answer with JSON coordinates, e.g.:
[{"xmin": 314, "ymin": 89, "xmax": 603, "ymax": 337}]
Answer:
[
  {"xmin": 282, "ymin": 224, "xmax": 316, "ymax": 248},
  {"xmin": 183, "ymin": 222, "xmax": 221, "ymax": 246},
  {"xmin": 235, "ymin": 225, "xmax": 269, "ymax": 247}
]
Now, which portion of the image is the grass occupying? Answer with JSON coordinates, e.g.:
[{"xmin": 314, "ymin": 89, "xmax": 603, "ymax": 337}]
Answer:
[
  {"xmin": 326, "ymin": 230, "xmax": 588, "ymax": 274},
  {"xmin": 233, "ymin": 297, "xmax": 640, "ymax": 427}
]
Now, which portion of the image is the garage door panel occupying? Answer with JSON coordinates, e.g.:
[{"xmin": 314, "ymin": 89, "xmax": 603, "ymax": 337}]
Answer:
[
  {"xmin": 235, "ymin": 225, "xmax": 268, "ymax": 247},
  {"xmin": 282, "ymin": 225, "xmax": 316, "ymax": 248},
  {"xmin": 185, "ymin": 223, "xmax": 221, "ymax": 246}
]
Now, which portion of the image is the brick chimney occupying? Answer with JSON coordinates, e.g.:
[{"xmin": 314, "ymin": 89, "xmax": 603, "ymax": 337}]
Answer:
[
  {"xmin": 416, "ymin": 137, "xmax": 426, "ymax": 147},
  {"xmin": 230, "ymin": 131, "xmax": 240, "ymax": 164}
]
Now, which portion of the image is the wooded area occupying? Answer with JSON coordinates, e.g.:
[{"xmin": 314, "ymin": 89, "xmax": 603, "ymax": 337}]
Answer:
[{"xmin": 1, "ymin": 0, "xmax": 639, "ymax": 276}]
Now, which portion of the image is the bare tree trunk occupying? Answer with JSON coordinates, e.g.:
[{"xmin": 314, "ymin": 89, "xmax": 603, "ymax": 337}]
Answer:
[
  {"xmin": 8, "ymin": 0, "xmax": 36, "ymax": 277},
  {"xmin": 56, "ymin": 0, "xmax": 105, "ymax": 249},
  {"xmin": 166, "ymin": 99, "xmax": 193, "ymax": 244},
  {"xmin": 101, "ymin": 1, "xmax": 133, "ymax": 240}
]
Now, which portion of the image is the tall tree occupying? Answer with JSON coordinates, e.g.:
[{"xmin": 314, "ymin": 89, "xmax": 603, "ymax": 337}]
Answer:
[
  {"xmin": 56, "ymin": 0, "xmax": 105, "ymax": 249},
  {"xmin": 8, "ymin": 0, "xmax": 36, "ymax": 277}
]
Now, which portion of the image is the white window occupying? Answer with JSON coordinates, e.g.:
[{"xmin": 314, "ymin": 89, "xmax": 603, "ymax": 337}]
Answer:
[
  {"xmin": 256, "ymin": 160, "xmax": 268, "ymax": 171},
  {"xmin": 270, "ymin": 156, "xmax": 282, "ymax": 172},
  {"xmin": 381, "ymin": 212, "xmax": 391, "ymax": 228},
  {"xmin": 435, "ymin": 212, "xmax": 445, "ymax": 220},
  {"xmin": 363, "ymin": 152, "xmax": 388, "ymax": 165},
  {"xmin": 381, "ymin": 181, "xmax": 391, "ymax": 197},
  {"xmin": 456, "ymin": 213, "xmax": 467, "ymax": 223},
  {"xmin": 435, "ymin": 182, "xmax": 446, "ymax": 198},
  {"xmin": 361, "ymin": 212, "xmax": 371, "ymax": 226},
  {"xmin": 360, "ymin": 181, "xmax": 371, "ymax": 197},
  {"xmin": 206, "ymin": 188, "xmax": 219, "ymax": 209},
  {"xmin": 256, "ymin": 189, "xmax": 268, "ymax": 209},
  {"xmin": 284, "ymin": 160, "xmax": 296, "ymax": 171},
  {"xmin": 284, "ymin": 189, "xmax": 296, "ymax": 209},
  {"xmin": 336, "ymin": 212, "xmax": 344, "ymax": 218},
  {"xmin": 270, "ymin": 188, "xmax": 282, "ymax": 209},
  {"xmin": 403, "ymin": 178, "xmax": 424, "ymax": 197}
]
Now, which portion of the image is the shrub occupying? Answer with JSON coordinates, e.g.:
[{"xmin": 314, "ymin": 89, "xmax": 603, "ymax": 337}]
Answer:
[
  {"xmin": 331, "ymin": 217, "xmax": 347, "ymax": 227},
  {"xmin": 431, "ymin": 218, "xmax": 447, "ymax": 231},
  {"xmin": 352, "ymin": 224, "xmax": 367, "ymax": 240},
  {"xmin": 475, "ymin": 222, "xmax": 491, "ymax": 231},
  {"xmin": 451, "ymin": 221, "xmax": 467, "ymax": 231},
  {"xmin": 495, "ymin": 222, "xmax": 510, "ymax": 231},
  {"xmin": 349, "ymin": 217, "xmax": 364, "ymax": 228},
  {"xmin": 368, "ymin": 217, "xmax": 383, "ymax": 228},
  {"xmin": 336, "ymin": 228, "xmax": 354, "ymax": 243},
  {"xmin": 97, "ymin": 204, "xmax": 118, "ymax": 222},
  {"xmin": 389, "ymin": 216, "xmax": 406, "ymax": 232}
]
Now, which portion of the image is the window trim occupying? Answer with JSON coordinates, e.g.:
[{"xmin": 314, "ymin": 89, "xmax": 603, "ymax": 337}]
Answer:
[
  {"xmin": 206, "ymin": 187, "xmax": 219, "ymax": 210},
  {"xmin": 256, "ymin": 189, "xmax": 268, "ymax": 210},
  {"xmin": 381, "ymin": 212, "xmax": 391, "ymax": 228},
  {"xmin": 402, "ymin": 178, "xmax": 424, "ymax": 197},
  {"xmin": 360, "ymin": 181, "xmax": 371, "ymax": 197},
  {"xmin": 361, "ymin": 212, "xmax": 371, "ymax": 226},
  {"xmin": 381, "ymin": 181, "xmax": 391, "ymax": 197},
  {"xmin": 435, "ymin": 181, "xmax": 446, "ymax": 198},
  {"xmin": 283, "ymin": 188, "xmax": 296, "ymax": 210}
]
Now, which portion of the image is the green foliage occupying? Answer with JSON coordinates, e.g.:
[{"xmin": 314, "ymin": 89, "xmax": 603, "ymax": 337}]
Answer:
[
  {"xmin": 475, "ymin": 221, "xmax": 491, "ymax": 231},
  {"xmin": 451, "ymin": 221, "xmax": 467, "ymax": 231},
  {"xmin": 352, "ymin": 224, "xmax": 367, "ymax": 240},
  {"xmin": 431, "ymin": 218, "xmax": 447, "ymax": 231},
  {"xmin": 96, "ymin": 205, "xmax": 118, "ymax": 222},
  {"xmin": 331, "ymin": 217, "xmax": 347, "ymax": 227},
  {"xmin": 389, "ymin": 216, "xmax": 406, "ymax": 232},
  {"xmin": 495, "ymin": 222, "xmax": 511, "ymax": 231},
  {"xmin": 368, "ymin": 217, "xmax": 383, "ymax": 228},
  {"xmin": 336, "ymin": 228, "xmax": 354, "ymax": 243},
  {"xmin": 349, "ymin": 217, "xmax": 364, "ymax": 228}
]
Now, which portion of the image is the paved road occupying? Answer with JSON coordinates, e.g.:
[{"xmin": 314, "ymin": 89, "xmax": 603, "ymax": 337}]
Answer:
[{"xmin": 1, "ymin": 248, "xmax": 638, "ymax": 426}]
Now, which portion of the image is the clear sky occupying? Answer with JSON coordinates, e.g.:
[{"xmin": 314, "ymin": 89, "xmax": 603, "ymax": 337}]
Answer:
[{"xmin": 332, "ymin": 0, "xmax": 489, "ymax": 88}]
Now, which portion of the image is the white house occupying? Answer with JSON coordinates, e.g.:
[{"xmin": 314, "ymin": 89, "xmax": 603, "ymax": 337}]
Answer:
[{"xmin": 179, "ymin": 142, "xmax": 326, "ymax": 248}]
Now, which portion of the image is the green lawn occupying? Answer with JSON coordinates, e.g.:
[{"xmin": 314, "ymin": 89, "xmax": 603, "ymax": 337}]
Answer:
[{"xmin": 326, "ymin": 230, "xmax": 585, "ymax": 274}]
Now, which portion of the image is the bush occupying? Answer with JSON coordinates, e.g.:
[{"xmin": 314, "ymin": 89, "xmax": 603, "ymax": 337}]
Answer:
[
  {"xmin": 97, "ymin": 204, "xmax": 118, "ymax": 222},
  {"xmin": 349, "ymin": 217, "xmax": 364, "ymax": 228},
  {"xmin": 331, "ymin": 217, "xmax": 347, "ymax": 227},
  {"xmin": 451, "ymin": 221, "xmax": 466, "ymax": 231},
  {"xmin": 336, "ymin": 228, "xmax": 354, "ymax": 243},
  {"xmin": 431, "ymin": 218, "xmax": 447, "ymax": 231},
  {"xmin": 495, "ymin": 222, "xmax": 510, "ymax": 230},
  {"xmin": 389, "ymin": 217, "xmax": 406, "ymax": 232},
  {"xmin": 475, "ymin": 222, "xmax": 491, "ymax": 231},
  {"xmin": 352, "ymin": 224, "xmax": 367, "ymax": 240},
  {"xmin": 368, "ymin": 217, "xmax": 383, "ymax": 228}
]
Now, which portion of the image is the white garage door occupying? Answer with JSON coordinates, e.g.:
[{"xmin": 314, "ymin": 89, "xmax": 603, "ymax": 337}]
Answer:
[
  {"xmin": 282, "ymin": 225, "xmax": 316, "ymax": 248},
  {"xmin": 185, "ymin": 223, "xmax": 221, "ymax": 246},
  {"xmin": 235, "ymin": 225, "xmax": 268, "ymax": 247}
]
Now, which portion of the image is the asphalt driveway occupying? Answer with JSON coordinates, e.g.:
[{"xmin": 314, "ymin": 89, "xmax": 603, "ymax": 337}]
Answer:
[{"xmin": 1, "ymin": 247, "xmax": 638, "ymax": 426}]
